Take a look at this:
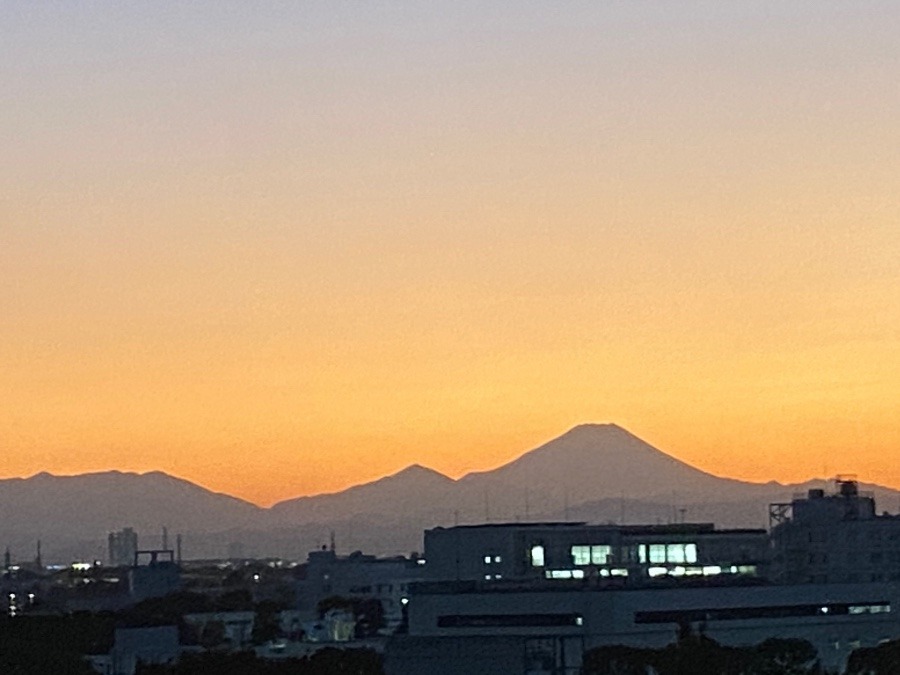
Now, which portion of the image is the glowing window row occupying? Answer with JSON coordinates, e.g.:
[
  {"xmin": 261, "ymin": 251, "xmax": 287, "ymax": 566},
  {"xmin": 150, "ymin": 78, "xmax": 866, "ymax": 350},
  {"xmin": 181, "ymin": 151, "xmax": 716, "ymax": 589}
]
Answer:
[
  {"xmin": 639, "ymin": 543, "xmax": 698, "ymax": 564},
  {"xmin": 647, "ymin": 564, "xmax": 757, "ymax": 578},
  {"xmin": 545, "ymin": 568, "xmax": 629, "ymax": 580}
]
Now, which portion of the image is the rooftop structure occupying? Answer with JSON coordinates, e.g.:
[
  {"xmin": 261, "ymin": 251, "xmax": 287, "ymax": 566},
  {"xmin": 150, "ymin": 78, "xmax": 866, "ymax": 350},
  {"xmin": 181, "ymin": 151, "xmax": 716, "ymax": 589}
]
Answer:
[{"xmin": 770, "ymin": 478, "xmax": 900, "ymax": 584}]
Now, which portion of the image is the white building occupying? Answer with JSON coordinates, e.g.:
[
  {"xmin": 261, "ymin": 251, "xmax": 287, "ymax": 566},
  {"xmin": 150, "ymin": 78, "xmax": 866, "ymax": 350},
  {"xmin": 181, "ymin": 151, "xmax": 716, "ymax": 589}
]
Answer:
[{"xmin": 387, "ymin": 581, "xmax": 899, "ymax": 674}]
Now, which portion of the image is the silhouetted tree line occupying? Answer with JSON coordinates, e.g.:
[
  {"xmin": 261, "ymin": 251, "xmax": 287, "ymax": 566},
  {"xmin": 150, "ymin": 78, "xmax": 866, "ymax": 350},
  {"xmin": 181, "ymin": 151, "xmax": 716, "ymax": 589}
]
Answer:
[
  {"xmin": 583, "ymin": 633, "xmax": 824, "ymax": 675},
  {"xmin": 0, "ymin": 613, "xmax": 113, "ymax": 675},
  {"xmin": 844, "ymin": 638, "xmax": 900, "ymax": 674},
  {"xmin": 135, "ymin": 647, "xmax": 383, "ymax": 675}
]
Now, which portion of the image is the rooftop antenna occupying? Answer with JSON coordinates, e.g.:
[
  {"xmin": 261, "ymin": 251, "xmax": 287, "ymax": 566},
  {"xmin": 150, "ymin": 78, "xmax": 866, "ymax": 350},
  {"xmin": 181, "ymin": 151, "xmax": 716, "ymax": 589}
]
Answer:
[
  {"xmin": 176, "ymin": 534, "xmax": 183, "ymax": 564},
  {"xmin": 3, "ymin": 546, "xmax": 10, "ymax": 570},
  {"xmin": 329, "ymin": 530, "xmax": 336, "ymax": 553},
  {"xmin": 35, "ymin": 540, "xmax": 42, "ymax": 570}
]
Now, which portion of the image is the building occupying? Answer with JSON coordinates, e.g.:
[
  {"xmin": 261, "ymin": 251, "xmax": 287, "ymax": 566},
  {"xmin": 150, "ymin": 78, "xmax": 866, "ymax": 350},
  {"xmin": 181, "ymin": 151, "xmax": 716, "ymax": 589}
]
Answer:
[
  {"xmin": 108, "ymin": 529, "xmax": 138, "ymax": 568},
  {"xmin": 423, "ymin": 522, "xmax": 768, "ymax": 586},
  {"xmin": 89, "ymin": 626, "xmax": 179, "ymax": 675},
  {"xmin": 386, "ymin": 580, "xmax": 899, "ymax": 674},
  {"xmin": 128, "ymin": 549, "xmax": 180, "ymax": 601},
  {"xmin": 770, "ymin": 478, "xmax": 900, "ymax": 584},
  {"xmin": 184, "ymin": 611, "xmax": 256, "ymax": 648},
  {"xmin": 385, "ymin": 511, "xmax": 900, "ymax": 673},
  {"xmin": 297, "ymin": 548, "xmax": 425, "ymax": 630}
]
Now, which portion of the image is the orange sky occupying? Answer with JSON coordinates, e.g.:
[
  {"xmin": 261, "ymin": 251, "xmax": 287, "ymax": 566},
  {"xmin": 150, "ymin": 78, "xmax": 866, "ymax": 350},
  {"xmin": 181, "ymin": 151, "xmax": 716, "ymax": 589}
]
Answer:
[{"xmin": 2, "ymin": 3, "xmax": 898, "ymax": 506}]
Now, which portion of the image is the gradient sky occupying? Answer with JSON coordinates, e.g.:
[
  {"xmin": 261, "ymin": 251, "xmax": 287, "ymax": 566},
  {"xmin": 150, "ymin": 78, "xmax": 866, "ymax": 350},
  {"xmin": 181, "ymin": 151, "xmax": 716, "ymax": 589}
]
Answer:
[{"xmin": 2, "ymin": 2, "xmax": 899, "ymax": 506}]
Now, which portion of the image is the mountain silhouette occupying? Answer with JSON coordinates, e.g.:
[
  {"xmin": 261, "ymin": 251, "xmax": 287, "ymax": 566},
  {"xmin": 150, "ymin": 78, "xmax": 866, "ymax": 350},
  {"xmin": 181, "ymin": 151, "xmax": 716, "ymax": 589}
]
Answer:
[
  {"xmin": 0, "ymin": 470, "xmax": 264, "ymax": 562},
  {"xmin": 2, "ymin": 425, "xmax": 898, "ymax": 561}
]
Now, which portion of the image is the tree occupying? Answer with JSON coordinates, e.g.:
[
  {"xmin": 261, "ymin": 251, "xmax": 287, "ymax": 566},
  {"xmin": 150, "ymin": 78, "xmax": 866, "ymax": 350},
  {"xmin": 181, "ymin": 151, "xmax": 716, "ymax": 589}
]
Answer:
[{"xmin": 745, "ymin": 638, "xmax": 821, "ymax": 675}]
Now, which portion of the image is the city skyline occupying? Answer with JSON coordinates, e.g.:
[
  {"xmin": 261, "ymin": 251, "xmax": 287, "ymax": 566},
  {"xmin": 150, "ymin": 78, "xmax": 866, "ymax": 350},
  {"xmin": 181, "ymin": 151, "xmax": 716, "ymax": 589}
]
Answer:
[{"xmin": 3, "ymin": 2, "xmax": 899, "ymax": 506}]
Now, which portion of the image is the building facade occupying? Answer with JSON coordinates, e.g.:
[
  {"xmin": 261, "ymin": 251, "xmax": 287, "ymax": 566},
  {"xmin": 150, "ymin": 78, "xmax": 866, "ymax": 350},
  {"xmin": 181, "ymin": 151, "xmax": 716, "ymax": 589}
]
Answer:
[
  {"xmin": 423, "ymin": 522, "xmax": 768, "ymax": 586},
  {"xmin": 771, "ymin": 478, "xmax": 900, "ymax": 584}
]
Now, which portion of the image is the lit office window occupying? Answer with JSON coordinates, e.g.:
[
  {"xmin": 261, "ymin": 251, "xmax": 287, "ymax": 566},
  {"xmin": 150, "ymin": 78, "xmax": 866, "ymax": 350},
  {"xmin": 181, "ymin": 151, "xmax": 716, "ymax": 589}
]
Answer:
[
  {"xmin": 572, "ymin": 546, "xmax": 591, "ymax": 566},
  {"xmin": 545, "ymin": 569, "xmax": 585, "ymax": 580},
  {"xmin": 531, "ymin": 545, "xmax": 545, "ymax": 567},
  {"xmin": 592, "ymin": 545, "xmax": 612, "ymax": 564},
  {"xmin": 649, "ymin": 545, "xmax": 667, "ymax": 563},
  {"xmin": 685, "ymin": 543, "xmax": 698, "ymax": 563},
  {"xmin": 571, "ymin": 544, "xmax": 613, "ymax": 566},
  {"xmin": 638, "ymin": 545, "xmax": 647, "ymax": 563},
  {"xmin": 667, "ymin": 544, "xmax": 685, "ymax": 564}
]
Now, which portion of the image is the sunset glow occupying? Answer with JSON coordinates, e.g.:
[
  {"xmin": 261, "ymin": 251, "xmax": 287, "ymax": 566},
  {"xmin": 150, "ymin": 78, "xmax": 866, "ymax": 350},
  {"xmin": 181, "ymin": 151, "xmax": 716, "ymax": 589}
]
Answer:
[{"xmin": 2, "ymin": 2, "xmax": 899, "ymax": 505}]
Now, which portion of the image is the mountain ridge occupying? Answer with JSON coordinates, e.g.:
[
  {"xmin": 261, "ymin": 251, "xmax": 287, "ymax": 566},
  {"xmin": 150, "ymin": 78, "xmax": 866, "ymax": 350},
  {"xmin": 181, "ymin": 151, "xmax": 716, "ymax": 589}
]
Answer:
[{"xmin": 2, "ymin": 424, "xmax": 898, "ymax": 561}]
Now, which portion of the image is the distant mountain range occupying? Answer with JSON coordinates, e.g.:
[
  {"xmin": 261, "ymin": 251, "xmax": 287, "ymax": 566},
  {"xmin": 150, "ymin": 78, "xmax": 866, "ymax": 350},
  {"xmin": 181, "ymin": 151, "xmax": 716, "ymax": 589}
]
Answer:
[{"xmin": 3, "ymin": 424, "xmax": 898, "ymax": 563}]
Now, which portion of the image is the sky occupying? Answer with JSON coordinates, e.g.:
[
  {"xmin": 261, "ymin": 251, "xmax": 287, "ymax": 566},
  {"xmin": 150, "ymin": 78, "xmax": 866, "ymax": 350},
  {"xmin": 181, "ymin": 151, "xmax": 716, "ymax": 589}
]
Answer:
[{"xmin": 2, "ymin": 2, "xmax": 898, "ymax": 506}]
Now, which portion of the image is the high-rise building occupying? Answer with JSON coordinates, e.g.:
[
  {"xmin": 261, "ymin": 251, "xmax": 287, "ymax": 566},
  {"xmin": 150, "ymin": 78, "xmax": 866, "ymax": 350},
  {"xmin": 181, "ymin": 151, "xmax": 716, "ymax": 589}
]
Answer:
[{"xmin": 108, "ymin": 528, "xmax": 139, "ymax": 567}]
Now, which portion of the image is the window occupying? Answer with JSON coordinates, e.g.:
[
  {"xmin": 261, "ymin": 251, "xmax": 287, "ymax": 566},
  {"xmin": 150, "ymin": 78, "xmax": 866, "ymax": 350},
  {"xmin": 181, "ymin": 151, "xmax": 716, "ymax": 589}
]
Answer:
[
  {"xmin": 667, "ymin": 544, "xmax": 685, "ymax": 564},
  {"xmin": 685, "ymin": 544, "xmax": 698, "ymax": 563},
  {"xmin": 641, "ymin": 542, "xmax": 697, "ymax": 564},
  {"xmin": 571, "ymin": 546, "xmax": 591, "ymax": 566},
  {"xmin": 571, "ymin": 544, "xmax": 612, "ymax": 566},
  {"xmin": 531, "ymin": 545, "xmax": 545, "ymax": 567},
  {"xmin": 592, "ymin": 545, "xmax": 612, "ymax": 564},
  {"xmin": 636, "ymin": 601, "xmax": 891, "ymax": 624},
  {"xmin": 649, "ymin": 545, "xmax": 666, "ymax": 563},
  {"xmin": 545, "ymin": 569, "xmax": 584, "ymax": 580},
  {"xmin": 439, "ymin": 614, "xmax": 583, "ymax": 628}
]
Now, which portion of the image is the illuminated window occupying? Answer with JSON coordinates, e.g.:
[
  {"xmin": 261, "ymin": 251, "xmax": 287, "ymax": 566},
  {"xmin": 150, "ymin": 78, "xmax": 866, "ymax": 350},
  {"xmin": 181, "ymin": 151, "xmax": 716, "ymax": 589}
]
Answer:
[
  {"xmin": 649, "ymin": 545, "xmax": 666, "ymax": 563},
  {"xmin": 571, "ymin": 546, "xmax": 591, "ymax": 566},
  {"xmin": 545, "ymin": 569, "xmax": 584, "ymax": 580},
  {"xmin": 638, "ymin": 545, "xmax": 647, "ymax": 563},
  {"xmin": 484, "ymin": 556, "xmax": 492, "ymax": 564},
  {"xmin": 572, "ymin": 544, "xmax": 613, "ymax": 565},
  {"xmin": 667, "ymin": 544, "xmax": 685, "ymax": 564},
  {"xmin": 592, "ymin": 545, "xmax": 612, "ymax": 564},
  {"xmin": 531, "ymin": 545, "xmax": 545, "ymax": 567},
  {"xmin": 685, "ymin": 544, "xmax": 698, "ymax": 563}
]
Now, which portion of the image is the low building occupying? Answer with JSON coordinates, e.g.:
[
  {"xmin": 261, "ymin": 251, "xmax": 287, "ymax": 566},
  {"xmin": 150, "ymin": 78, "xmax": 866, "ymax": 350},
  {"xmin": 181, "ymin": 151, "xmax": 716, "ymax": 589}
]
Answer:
[
  {"xmin": 297, "ymin": 548, "xmax": 425, "ymax": 630},
  {"xmin": 387, "ymin": 581, "xmax": 900, "ymax": 674},
  {"xmin": 184, "ymin": 611, "xmax": 255, "ymax": 648},
  {"xmin": 128, "ymin": 550, "xmax": 180, "ymax": 601},
  {"xmin": 89, "ymin": 625, "xmax": 179, "ymax": 675}
]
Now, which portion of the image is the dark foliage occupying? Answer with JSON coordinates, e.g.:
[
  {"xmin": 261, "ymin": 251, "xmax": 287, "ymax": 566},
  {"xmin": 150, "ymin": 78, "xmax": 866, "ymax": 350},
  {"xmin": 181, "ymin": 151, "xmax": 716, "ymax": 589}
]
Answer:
[
  {"xmin": 845, "ymin": 638, "xmax": 900, "ymax": 675},
  {"xmin": 583, "ymin": 634, "xmax": 823, "ymax": 675},
  {"xmin": 0, "ymin": 614, "xmax": 114, "ymax": 675},
  {"xmin": 135, "ymin": 648, "xmax": 383, "ymax": 674}
]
